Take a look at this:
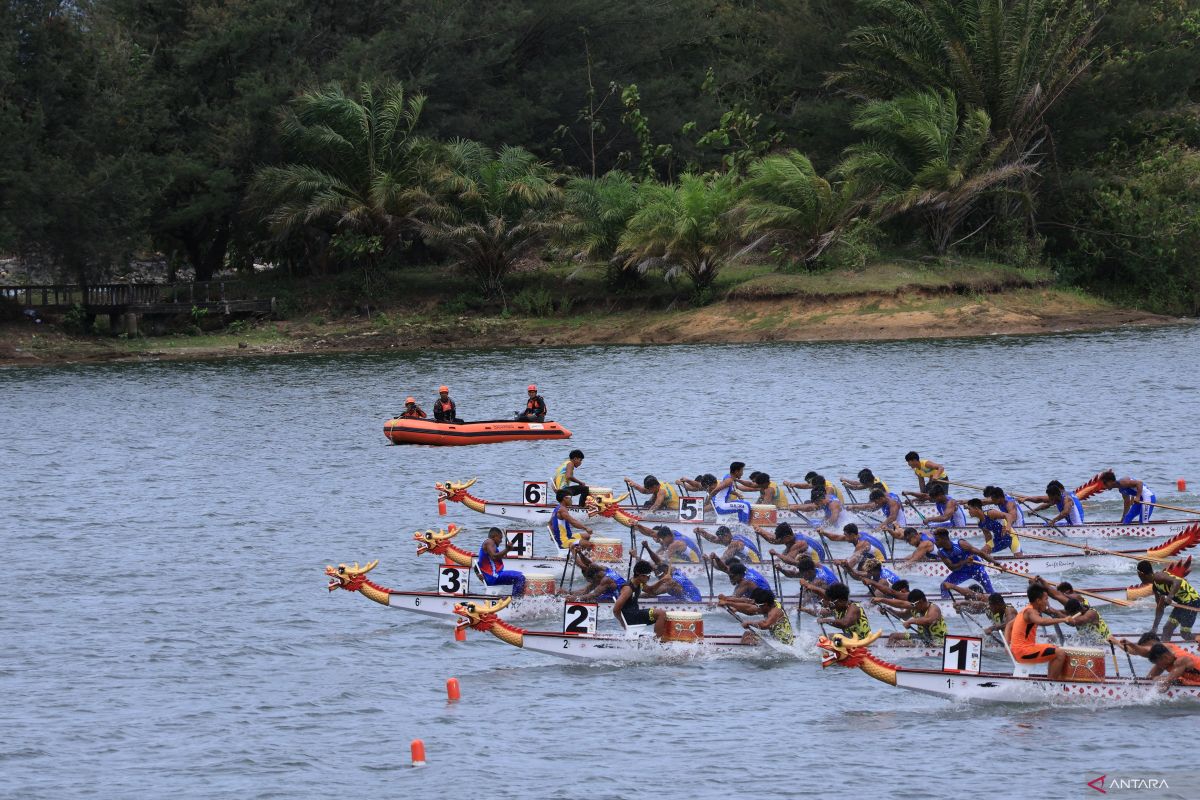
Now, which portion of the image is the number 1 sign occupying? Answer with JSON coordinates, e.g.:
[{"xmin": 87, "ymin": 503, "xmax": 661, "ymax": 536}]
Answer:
[{"xmin": 942, "ymin": 635, "xmax": 982, "ymax": 675}]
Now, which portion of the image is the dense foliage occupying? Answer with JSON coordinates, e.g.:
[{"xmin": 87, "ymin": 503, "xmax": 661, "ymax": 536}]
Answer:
[{"xmin": 1, "ymin": 0, "xmax": 1198, "ymax": 311}]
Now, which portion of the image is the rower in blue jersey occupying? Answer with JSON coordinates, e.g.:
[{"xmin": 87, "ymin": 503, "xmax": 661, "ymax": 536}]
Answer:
[
  {"xmin": 721, "ymin": 559, "xmax": 772, "ymax": 598},
  {"xmin": 900, "ymin": 526, "xmax": 938, "ymax": 564},
  {"xmin": 923, "ymin": 482, "xmax": 967, "ymax": 528},
  {"xmin": 847, "ymin": 488, "xmax": 908, "ymax": 532},
  {"xmin": 569, "ymin": 562, "xmax": 627, "ymax": 602},
  {"xmin": 476, "ymin": 527, "xmax": 527, "ymax": 596},
  {"xmin": 549, "ymin": 488, "xmax": 595, "ymax": 549},
  {"xmin": 984, "ymin": 486, "xmax": 1026, "ymax": 528},
  {"xmin": 826, "ymin": 523, "xmax": 886, "ymax": 569},
  {"xmin": 643, "ymin": 553, "xmax": 703, "ymax": 601},
  {"xmin": 966, "ymin": 498, "xmax": 1022, "ymax": 555},
  {"xmin": 1100, "ymin": 470, "xmax": 1157, "ymax": 524},
  {"xmin": 933, "ymin": 528, "xmax": 995, "ymax": 598},
  {"xmin": 645, "ymin": 524, "xmax": 702, "ymax": 562},
  {"xmin": 757, "ymin": 521, "xmax": 828, "ymax": 567},
  {"xmin": 1026, "ymin": 480, "xmax": 1085, "ymax": 526},
  {"xmin": 697, "ymin": 524, "xmax": 762, "ymax": 564},
  {"xmin": 847, "ymin": 556, "xmax": 907, "ymax": 600},
  {"xmin": 709, "ymin": 461, "xmax": 753, "ymax": 522}
]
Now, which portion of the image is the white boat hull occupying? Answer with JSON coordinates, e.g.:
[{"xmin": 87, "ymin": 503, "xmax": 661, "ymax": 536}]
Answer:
[
  {"xmin": 891, "ymin": 668, "xmax": 1200, "ymax": 704},
  {"xmin": 478, "ymin": 630, "xmax": 775, "ymax": 663}
]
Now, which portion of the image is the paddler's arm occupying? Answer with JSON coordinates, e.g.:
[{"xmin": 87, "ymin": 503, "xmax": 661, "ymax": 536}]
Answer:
[
  {"xmin": 574, "ymin": 578, "xmax": 614, "ymax": 602},
  {"xmin": 1034, "ymin": 577, "xmax": 1070, "ymax": 605},
  {"xmin": 630, "ymin": 522, "xmax": 657, "ymax": 539},
  {"xmin": 717, "ymin": 594, "xmax": 758, "ymax": 613},
  {"xmin": 827, "ymin": 604, "xmax": 862, "ymax": 630},
  {"xmin": 797, "ymin": 578, "xmax": 828, "ymax": 598},
  {"xmin": 735, "ymin": 478, "xmax": 758, "ymax": 491},
  {"xmin": 641, "ymin": 543, "xmax": 664, "ymax": 567},
  {"xmin": 840, "ymin": 477, "xmax": 867, "ymax": 490},
  {"xmin": 905, "ymin": 608, "xmax": 941, "ymax": 629},
  {"xmin": 563, "ymin": 508, "xmax": 593, "ymax": 535},
  {"xmin": 694, "ymin": 526, "xmax": 720, "ymax": 544},
  {"xmin": 611, "ymin": 585, "xmax": 633, "ymax": 621},
  {"xmin": 872, "ymin": 596, "xmax": 911, "ymax": 611},
  {"xmin": 646, "ymin": 488, "xmax": 669, "ymax": 512},
  {"xmin": 774, "ymin": 562, "xmax": 800, "ymax": 578},
  {"xmin": 625, "ymin": 478, "xmax": 649, "ymax": 494},
  {"xmin": 752, "ymin": 524, "xmax": 779, "ymax": 544},
  {"xmin": 958, "ymin": 540, "xmax": 997, "ymax": 565},
  {"xmin": 771, "ymin": 547, "xmax": 802, "ymax": 567},
  {"xmin": 708, "ymin": 553, "xmax": 730, "ymax": 573},
  {"xmin": 745, "ymin": 607, "xmax": 782, "ymax": 631}
]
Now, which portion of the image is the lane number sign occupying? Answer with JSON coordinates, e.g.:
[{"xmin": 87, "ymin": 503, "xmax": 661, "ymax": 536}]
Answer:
[
  {"xmin": 505, "ymin": 529, "xmax": 534, "ymax": 558},
  {"xmin": 679, "ymin": 496, "xmax": 704, "ymax": 522},
  {"xmin": 438, "ymin": 565, "xmax": 470, "ymax": 596},
  {"xmin": 524, "ymin": 481, "xmax": 548, "ymax": 505},
  {"xmin": 942, "ymin": 635, "xmax": 982, "ymax": 675},
  {"xmin": 562, "ymin": 602, "xmax": 598, "ymax": 635}
]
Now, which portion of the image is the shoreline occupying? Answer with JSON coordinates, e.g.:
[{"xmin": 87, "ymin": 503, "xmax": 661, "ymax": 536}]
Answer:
[{"xmin": 0, "ymin": 286, "xmax": 1186, "ymax": 368}]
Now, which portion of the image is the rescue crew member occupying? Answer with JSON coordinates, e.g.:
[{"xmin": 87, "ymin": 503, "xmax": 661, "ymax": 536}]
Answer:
[
  {"xmin": 552, "ymin": 450, "xmax": 589, "ymax": 502},
  {"xmin": 1099, "ymin": 470, "xmax": 1157, "ymax": 524},
  {"xmin": 550, "ymin": 488, "xmax": 594, "ymax": 549},
  {"xmin": 432, "ymin": 386, "xmax": 463, "ymax": 423},
  {"xmin": 1006, "ymin": 584, "xmax": 1068, "ymax": 678},
  {"xmin": 476, "ymin": 527, "xmax": 527, "ymax": 596},
  {"xmin": 517, "ymin": 384, "xmax": 547, "ymax": 422},
  {"xmin": 1138, "ymin": 559, "xmax": 1200, "ymax": 642},
  {"xmin": 399, "ymin": 397, "xmax": 426, "ymax": 419},
  {"xmin": 625, "ymin": 475, "xmax": 679, "ymax": 512},
  {"xmin": 904, "ymin": 451, "xmax": 946, "ymax": 493}
]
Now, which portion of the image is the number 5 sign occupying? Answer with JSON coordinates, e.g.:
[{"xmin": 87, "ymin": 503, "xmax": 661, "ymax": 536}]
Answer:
[
  {"xmin": 942, "ymin": 635, "xmax": 982, "ymax": 675},
  {"xmin": 524, "ymin": 481, "xmax": 548, "ymax": 505},
  {"xmin": 437, "ymin": 565, "xmax": 470, "ymax": 596},
  {"xmin": 679, "ymin": 496, "xmax": 704, "ymax": 522},
  {"xmin": 562, "ymin": 602, "xmax": 597, "ymax": 635}
]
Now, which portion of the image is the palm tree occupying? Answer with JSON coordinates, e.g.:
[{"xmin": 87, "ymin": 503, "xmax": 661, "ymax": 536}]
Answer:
[
  {"xmin": 829, "ymin": 0, "xmax": 1099, "ymax": 157},
  {"xmin": 839, "ymin": 90, "xmax": 1034, "ymax": 253},
  {"xmin": 737, "ymin": 151, "xmax": 867, "ymax": 266},
  {"xmin": 249, "ymin": 82, "xmax": 430, "ymax": 272},
  {"xmin": 619, "ymin": 172, "xmax": 741, "ymax": 290},
  {"xmin": 561, "ymin": 171, "xmax": 640, "ymax": 262},
  {"xmin": 420, "ymin": 140, "xmax": 561, "ymax": 298}
]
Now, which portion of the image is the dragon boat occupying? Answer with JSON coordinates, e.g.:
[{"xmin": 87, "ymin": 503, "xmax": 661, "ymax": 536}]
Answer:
[
  {"xmin": 817, "ymin": 630, "xmax": 1200, "ymax": 704},
  {"xmin": 386, "ymin": 419, "xmax": 571, "ymax": 446}
]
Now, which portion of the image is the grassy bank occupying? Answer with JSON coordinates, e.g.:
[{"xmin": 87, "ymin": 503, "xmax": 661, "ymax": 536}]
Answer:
[{"xmin": 0, "ymin": 257, "xmax": 1182, "ymax": 367}]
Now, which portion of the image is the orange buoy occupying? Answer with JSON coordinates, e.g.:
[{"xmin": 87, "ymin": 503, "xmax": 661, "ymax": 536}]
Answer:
[
  {"xmin": 446, "ymin": 677, "xmax": 461, "ymax": 702},
  {"xmin": 1179, "ymin": 479, "xmax": 1188, "ymax": 492},
  {"xmin": 454, "ymin": 625, "xmax": 466, "ymax": 642},
  {"xmin": 411, "ymin": 739, "xmax": 426, "ymax": 767},
  {"xmin": 438, "ymin": 499, "xmax": 447, "ymax": 515}
]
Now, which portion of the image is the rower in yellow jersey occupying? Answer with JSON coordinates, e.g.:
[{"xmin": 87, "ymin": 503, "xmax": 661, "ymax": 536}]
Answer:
[
  {"xmin": 552, "ymin": 449, "xmax": 588, "ymax": 502},
  {"xmin": 840, "ymin": 467, "xmax": 891, "ymax": 495},
  {"xmin": 624, "ymin": 474, "xmax": 679, "ymax": 512},
  {"xmin": 904, "ymin": 450, "xmax": 946, "ymax": 493}
]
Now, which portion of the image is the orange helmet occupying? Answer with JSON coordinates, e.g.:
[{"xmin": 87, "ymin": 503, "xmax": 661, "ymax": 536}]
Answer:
[
  {"xmin": 528, "ymin": 384, "xmax": 537, "ymax": 391},
  {"xmin": 438, "ymin": 385, "xmax": 449, "ymax": 393},
  {"xmin": 405, "ymin": 396, "xmax": 415, "ymax": 404}
]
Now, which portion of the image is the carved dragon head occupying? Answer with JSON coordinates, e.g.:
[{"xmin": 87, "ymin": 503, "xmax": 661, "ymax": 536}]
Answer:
[
  {"xmin": 454, "ymin": 596, "xmax": 513, "ymax": 631},
  {"xmin": 1073, "ymin": 470, "xmax": 1111, "ymax": 501},
  {"xmin": 325, "ymin": 560, "xmax": 379, "ymax": 593},
  {"xmin": 1147, "ymin": 524, "xmax": 1200, "ymax": 560},
  {"xmin": 414, "ymin": 525, "xmax": 461, "ymax": 556},
  {"xmin": 587, "ymin": 492, "xmax": 630, "ymax": 518},
  {"xmin": 817, "ymin": 630, "xmax": 884, "ymax": 668},
  {"xmin": 435, "ymin": 478, "xmax": 477, "ymax": 501}
]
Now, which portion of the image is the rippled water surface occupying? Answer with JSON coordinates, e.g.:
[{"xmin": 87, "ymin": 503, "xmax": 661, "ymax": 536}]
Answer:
[{"xmin": 3, "ymin": 325, "xmax": 1200, "ymax": 798}]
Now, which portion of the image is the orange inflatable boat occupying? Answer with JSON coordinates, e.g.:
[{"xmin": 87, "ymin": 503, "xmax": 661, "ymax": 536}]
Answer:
[{"xmin": 383, "ymin": 418, "xmax": 572, "ymax": 446}]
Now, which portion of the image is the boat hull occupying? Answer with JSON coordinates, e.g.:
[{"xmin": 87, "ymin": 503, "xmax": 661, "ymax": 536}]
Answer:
[
  {"xmin": 386, "ymin": 419, "xmax": 571, "ymax": 446},
  {"xmin": 479, "ymin": 630, "xmax": 770, "ymax": 663},
  {"xmin": 891, "ymin": 668, "xmax": 1200, "ymax": 704}
]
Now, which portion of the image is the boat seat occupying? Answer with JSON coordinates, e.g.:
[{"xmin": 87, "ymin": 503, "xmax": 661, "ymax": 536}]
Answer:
[{"xmin": 471, "ymin": 564, "xmax": 514, "ymax": 597}]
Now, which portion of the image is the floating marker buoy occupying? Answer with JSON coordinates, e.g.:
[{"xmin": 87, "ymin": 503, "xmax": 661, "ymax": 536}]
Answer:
[
  {"xmin": 438, "ymin": 499, "xmax": 447, "ymax": 515},
  {"xmin": 1179, "ymin": 479, "xmax": 1188, "ymax": 492},
  {"xmin": 446, "ymin": 677, "xmax": 461, "ymax": 702},
  {"xmin": 454, "ymin": 625, "xmax": 466, "ymax": 642},
  {"xmin": 411, "ymin": 739, "xmax": 426, "ymax": 767}
]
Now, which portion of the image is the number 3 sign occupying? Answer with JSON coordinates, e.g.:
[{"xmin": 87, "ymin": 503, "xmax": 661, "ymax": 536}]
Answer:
[{"xmin": 437, "ymin": 565, "xmax": 470, "ymax": 596}]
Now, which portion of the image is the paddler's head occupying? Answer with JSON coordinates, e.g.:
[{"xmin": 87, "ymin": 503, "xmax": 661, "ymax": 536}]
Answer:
[
  {"xmin": 1046, "ymin": 480, "xmax": 1065, "ymax": 500},
  {"xmin": 891, "ymin": 579, "xmax": 910, "ymax": 594},
  {"xmin": 749, "ymin": 587, "xmax": 775, "ymax": 613},
  {"xmin": 928, "ymin": 481, "xmax": 948, "ymax": 500},
  {"xmin": 774, "ymin": 522, "xmax": 794, "ymax": 543},
  {"xmin": 810, "ymin": 487, "xmax": 828, "ymax": 506},
  {"xmin": 1136, "ymin": 560, "xmax": 1155, "ymax": 581},
  {"xmin": 858, "ymin": 468, "xmax": 876, "ymax": 485},
  {"xmin": 795, "ymin": 556, "xmax": 816, "ymax": 580},
  {"xmin": 869, "ymin": 488, "xmax": 886, "ymax": 507},
  {"xmin": 556, "ymin": 488, "xmax": 573, "ymax": 505},
  {"xmin": 755, "ymin": 472, "xmax": 770, "ymax": 489},
  {"xmin": 1147, "ymin": 643, "xmax": 1176, "ymax": 668},
  {"xmin": 727, "ymin": 560, "xmax": 747, "ymax": 585},
  {"xmin": 653, "ymin": 526, "xmax": 674, "ymax": 547},
  {"xmin": 907, "ymin": 589, "xmax": 930, "ymax": 613},
  {"xmin": 904, "ymin": 451, "xmax": 920, "ymax": 468},
  {"xmin": 965, "ymin": 498, "xmax": 986, "ymax": 519},
  {"xmin": 902, "ymin": 527, "xmax": 921, "ymax": 545},
  {"xmin": 1064, "ymin": 598, "xmax": 1085, "ymax": 616},
  {"xmin": 987, "ymin": 592, "xmax": 1006, "ymax": 614},
  {"xmin": 729, "ymin": 461, "xmax": 745, "ymax": 478},
  {"xmin": 804, "ymin": 471, "xmax": 819, "ymax": 484},
  {"xmin": 861, "ymin": 556, "xmax": 881, "ymax": 578},
  {"xmin": 984, "ymin": 486, "xmax": 1005, "ymax": 502},
  {"xmin": 632, "ymin": 560, "xmax": 653, "ymax": 584},
  {"xmin": 826, "ymin": 582, "xmax": 850, "ymax": 611},
  {"xmin": 569, "ymin": 449, "xmax": 584, "ymax": 466},
  {"xmin": 842, "ymin": 523, "xmax": 859, "ymax": 542},
  {"xmin": 933, "ymin": 528, "xmax": 952, "ymax": 548},
  {"xmin": 583, "ymin": 565, "xmax": 604, "ymax": 581},
  {"xmin": 487, "ymin": 527, "xmax": 504, "ymax": 544},
  {"xmin": 644, "ymin": 475, "xmax": 660, "ymax": 491},
  {"xmin": 1137, "ymin": 632, "xmax": 1161, "ymax": 646},
  {"xmin": 714, "ymin": 525, "xmax": 732, "ymax": 543},
  {"xmin": 1099, "ymin": 470, "xmax": 1117, "ymax": 489},
  {"xmin": 1027, "ymin": 583, "xmax": 1050, "ymax": 611}
]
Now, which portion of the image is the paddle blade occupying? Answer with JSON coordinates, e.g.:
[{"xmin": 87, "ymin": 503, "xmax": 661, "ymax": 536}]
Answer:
[
  {"xmin": 1146, "ymin": 524, "xmax": 1200, "ymax": 559},
  {"xmin": 1073, "ymin": 471, "xmax": 1109, "ymax": 501}
]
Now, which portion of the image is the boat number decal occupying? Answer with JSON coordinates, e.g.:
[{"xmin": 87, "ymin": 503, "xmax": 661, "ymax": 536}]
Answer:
[
  {"xmin": 438, "ymin": 565, "xmax": 470, "ymax": 596},
  {"xmin": 506, "ymin": 529, "xmax": 534, "ymax": 558},
  {"xmin": 679, "ymin": 497, "xmax": 704, "ymax": 522},
  {"xmin": 524, "ymin": 481, "xmax": 548, "ymax": 505},
  {"xmin": 563, "ymin": 602, "xmax": 598, "ymax": 635},
  {"xmin": 942, "ymin": 635, "xmax": 982, "ymax": 675}
]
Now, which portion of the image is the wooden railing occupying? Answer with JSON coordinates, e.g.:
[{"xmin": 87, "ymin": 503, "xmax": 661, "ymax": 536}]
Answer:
[{"xmin": 0, "ymin": 281, "xmax": 260, "ymax": 310}]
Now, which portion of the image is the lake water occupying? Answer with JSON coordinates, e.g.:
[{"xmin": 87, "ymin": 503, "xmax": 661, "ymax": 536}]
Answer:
[{"xmin": 3, "ymin": 324, "xmax": 1199, "ymax": 799}]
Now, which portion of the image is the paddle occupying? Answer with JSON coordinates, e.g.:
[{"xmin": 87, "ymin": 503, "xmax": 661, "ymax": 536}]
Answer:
[
  {"xmin": 902, "ymin": 496, "xmax": 927, "ymax": 524},
  {"xmin": 958, "ymin": 607, "xmax": 1006, "ymax": 648},
  {"xmin": 986, "ymin": 561, "xmax": 1132, "ymax": 607},
  {"xmin": 1013, "ymin": 528, "xmax": 1173, "ymax": 564},
  {"xmin": 725, "ymin": 606, "xmax": 796, "ymax": 656},
  {"xmin": 1139, "ymin": 500, "xmax": 1200, "ymax": 517}
]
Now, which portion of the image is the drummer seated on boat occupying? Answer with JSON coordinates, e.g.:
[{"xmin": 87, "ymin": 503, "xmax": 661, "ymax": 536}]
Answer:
[
  {"xmin": 612, "ymin": 561, "xmax": 668, "ymax": 635},
  {"xmin": 904, "ymin": 451, "xmax": 946, "ymax": 493},
  {"xmin": 432, "ymin": 386, "xmax": 463, "ymax": 423},
  {"xmin": 803, "ymin": 582, "xmax": 873, "ymax": 638},
  {"xmin": 880, "ymin": 589, "xmax": 947, "ymax": 646},
  {"xmin": 569, "ymin": 561, "xmax": 627, "ymax": 602},
  {"xmin": 551, "ymin": 489, "xmax": 594, "ymax": 549},
  {"xmin": 516, "ymin": 384, "xmax": 547, "ymax": 422},
  {"xmin": 900, "ymin": 527, "xmax": 938, "ymax": 564},
  {"xmin": 966, "ymin": 498, "xmax": 1022, "ymax": 555},
  {"xmin": 1006, "ymin": 584, "xmax": 1069, "ymax": 679},
  {"xmin": 697, "ymin": 524, "xmax": 762, "ymax": 564},
  {"xmin": 1024, "ymin": 480, "xmax": 1085, "ymax": 526},
  {"xmin": 933, "ymin": 528, "xmax": 995, "ymax": 598},
  {"xmin": 720, "ymin": 587, "xmax": 795, "ymax": 646},
  {"xmin": 1146, "ymin": 643, "xmax": 1200, "ymax": 689},
  {"xmin": 399, "ymin": 396, "xmax": 426, "ymax": 419},
  {"xmin": 641, "ymin": 546, "xmax": 703, "ymax": 601},
  {"xmin": 716, "ymin": 559, "xmax": 772, "ymax": 598},
  {"xmin": 1099, "ymin": 470, "xmax": 1157, "ymax": 524},
  {"xmin": 477, "ymin": 527, "xmax": 527, "ymax": 596},
  {"xmin": 1137, "ymin": 559, "xmax": 1200, "ymax": 643},
  {"xmin": 626, "ymin": 475, "xmax": 679, "ymax": 513}
]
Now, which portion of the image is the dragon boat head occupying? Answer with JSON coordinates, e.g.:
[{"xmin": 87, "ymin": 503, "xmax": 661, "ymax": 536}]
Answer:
[
  {"xmin": 454, "ymin": 596, "xmax": 513, "ymax": 631},
  {"xmin": 587, "ymin": 492, "xmax": 630, "ymax": 518},
  {"xmin": 436, "ymin": 478, "xmax": 478, "ymax": 502},
  {"xmin": 817, "ymin": 630, "xmax": 884, "ymax": 668},
  {"xmin": 325, "ymin": 560, "xmax": 379, "ymax": 592},
  {"xmin": 414, "ymin": 525, "xmax": 461, "ymax": 556}
]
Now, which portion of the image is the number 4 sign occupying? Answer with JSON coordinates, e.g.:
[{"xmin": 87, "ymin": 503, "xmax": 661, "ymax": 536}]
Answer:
[
  {"xmin": 562, "ymin": 602, "xmax": 597, "ymax": 635},
  {"xmin": 505, "ymin": 529, "xmax": 533, "ymax": 558},
  {"xmin": 942, "ymin": 635, "xmax": 982, "ymax": 675}
]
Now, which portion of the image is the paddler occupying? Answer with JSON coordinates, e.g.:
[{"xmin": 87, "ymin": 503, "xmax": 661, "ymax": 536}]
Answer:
[
  {"xmin": 904, "ymin": 451, "xmax": 946, "ymax": 493},
  {"xmin": 477, "ymin": 527, "xmax": 527, "ymax": 596},
  {"xmin": 720, "ymin": 587, "xmax": 795, "ymax": 645},
  {"xmin": 1025, "ymin": 480, "xmax": 1085, "ymax": 526},
  {"xmin": 879, "ymin": 589, "xmax": 947, "ymax": 646},
  {"xmin": 568, "ymin": 556, "xmax": 626, "ymax": 602},
  {"xmin": 920, "ymin": 481, "xmax": 967, "ymax": 528},
  {"xmin": 432, "ymin": 385, "xmax": 462, "ymax": 423},
  {"xmin": 841, "ymin": 467, "xmax": 891, "ymax": 494},
  {"xmin": 1146, "ymin": 643, "xmax": 1200, "ymax": 689},
  {"xmin": 790, "ymin": 486, "xmax": 845, "ymax": 532},
  {"xmin": 933, "ymin": 528, "xmax": 995, "ymax": 598},
  {"xmin": 709, "ymin": 462, "xmax": 753, "ymax": 522},
  {"xmin": 1058, "ymin": 598, "xmax": 1112, "ymax": 644},
  {"xmin": 1099, "ymin": 470, "xmax": 1157, "ymax": 523},
  {"xmin": 784, "ymin": 472, "xmax": 846, "ymax": 504},
  {"xmin": 552, "ymin": 449, "xmax": 589, "ymax": 503},
  {"xmin": 752, "ymin": 472, "xmax": 788, "ymax": 508},
  {"xmin": 631, "ymin": 523, "xmax": 702, "ymax": 562},
  {"xmin": 965, "ymin": 498, "xmax": 1022, "ymax": 555},
  {"xmin": 1137, "ymin": 559, "xmax": 1200, "ymax": 642},
  {"xmin": 642, "ymin": 546, "xmax": 703, "ymax": 601},
  {"xmin": 758, "ymin": 522, "xmax": 828, "ymax": 566},
  {"xmin": 846, "ymin": 487, "xmax": 907, "ymax": 532},
  {"xmin": 846, "ymin": 556, "xmax": 905, "ymax": 600},
  {"xmin": 550, "ymin": 488, "xmax": 594, "ymax": 549},
  {"xmin": 900, "ymin": 526, "xmax": 938, "ymax": 563},
  {"xmin": 805, "ymin": 582, "xmax": 872, "ymax": 637},
  {"xmin": 826, "ymin": 523, "xmax": 887, "ymax": 570},
  {"xmin": 775, "ymin": 555, "xmax": 838, "ymax": 602},
  {"xmin": 625, "ymin": 475, "xmax": 679, "ymax": 512},
  {"xmin": 983, "ymin": 485, "xmax": 1025, "ymax": 528},
  {"xmin": 716, "ymin": 559, "xmax": 772, "ymax": 597},
  {"xmin": 1006, "ymin": 584, "xmax": 1069, "ymax": 678},
  {"xmin": 611, "ymin": 561, "xmax": 663, "ymax": 632},
  {"xmin": 399, "ymin": 397, "xmax": 426, "ymax": 419},
  {"xmin": 981, "ymin": 592, "xmax": 1018, "ymax": 637},
  {"xmin": 697, "ymin": 524, "xmax": 762, "ymax": 564},
  {"xmin": 517, "ymin": 384, "xmax": 547, "ymax": 422}
]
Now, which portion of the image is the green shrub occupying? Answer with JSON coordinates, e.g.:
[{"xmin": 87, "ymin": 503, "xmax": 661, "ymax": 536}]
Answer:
[
  {"xmin": 512, "ymin": 286, "xmax": 556, "ymax": 317},
  {"xmin": 61, "ymin": 303, "xmax": 92, "ymax": 334}
]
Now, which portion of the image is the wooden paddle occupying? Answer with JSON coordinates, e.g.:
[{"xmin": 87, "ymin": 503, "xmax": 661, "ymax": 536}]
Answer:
[
  {"xmin": 943, "ymin": 479, "xmax": 1057, "ymax": 523},
  {"xmin": 725, "ymin": 606, "xmax": 796, "ymax": 656},
  {"xmin": 1139, "ymin": 500, "xmax": 1200, "ymax": 517},
  {"xmin": 985, "ymin": 561, "xmax": 1132, "ymax": 607},
  {"xmin": 1013, "ymin": 528, "xmax": 1172, "ymax": 564}
]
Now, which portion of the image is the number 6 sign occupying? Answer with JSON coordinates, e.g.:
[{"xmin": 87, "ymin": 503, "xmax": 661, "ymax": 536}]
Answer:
[
  {"xmin": 524, "ymin": 481, "xmax": 548, "ymax": 505},
  {"xmin": 679, "ymin": 496, "xmax": 704, "ymax": 522},
  {"xmin": 942, "ymin": 635, "xmax": 982, "ymax": 674},
  {"xmin": 562, "ymin": 602, "xmax": 597, "ymax": 635}
]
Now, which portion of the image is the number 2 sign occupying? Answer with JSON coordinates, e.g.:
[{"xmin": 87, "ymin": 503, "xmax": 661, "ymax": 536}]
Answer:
[
  {"xmin": 942, "ymin": 635, "xmax": 982, "ymax": 675},
  {"xmin": 562, "ymin": 602, "xmax": 597, "ymax": 635}
]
